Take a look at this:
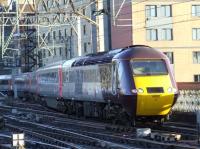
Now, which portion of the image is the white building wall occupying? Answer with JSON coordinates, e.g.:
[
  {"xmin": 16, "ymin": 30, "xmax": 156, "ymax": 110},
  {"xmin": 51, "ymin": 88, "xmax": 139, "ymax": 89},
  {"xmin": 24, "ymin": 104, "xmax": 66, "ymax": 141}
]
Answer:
[{"xmin": 37, "ymin": 0, "xmax": 95, "ymax": 66}]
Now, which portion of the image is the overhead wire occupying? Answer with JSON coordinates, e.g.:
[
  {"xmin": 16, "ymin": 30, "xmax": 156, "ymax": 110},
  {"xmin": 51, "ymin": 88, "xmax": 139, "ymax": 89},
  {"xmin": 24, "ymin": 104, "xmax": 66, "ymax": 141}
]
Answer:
[{"xmin": 33, "ymin": 0, "xmax": 200, "ymax": 47}]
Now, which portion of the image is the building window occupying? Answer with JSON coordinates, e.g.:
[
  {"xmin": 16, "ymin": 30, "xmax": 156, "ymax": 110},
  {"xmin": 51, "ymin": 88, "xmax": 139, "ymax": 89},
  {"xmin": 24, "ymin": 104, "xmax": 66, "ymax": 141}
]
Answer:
[
  {"xmin": 83, "ymin": 25, "xmax": 86, "ymax": 35},
  {"xmin": 64, "ymin": 0, "xmax": 67, "ymax": 4},
  {"xmin": 146, "ymin": 5, "xmax": 157, "ymax": 18},
  {"xmin": 192, "ymin": 28, "xmax": 200, "ymax": 40},
  {"xmin": 53, "ymin": 31, "xmax": 56, "ymax": 40},
  {"xmin": 83, "ymin": 8, "xmax": 86, "ymax": 15},
  {"xmin": 59, "ymin": 30, "xmax": 62, "ymax": 39},
  {"xmin": 42, "ymin": 33, "xmax": 46, "ymax": 41},
  {"xmin": 193, "ymin": 51, "xmax": 200, "ymax": 63},
  {"xmin": 194, "ymin": 75, "xmax": 200, "ymax": 82},
  {"xmin": 192, "ymin": 5, "xmax": 200, "ymax": 16},
  {"xmin": 54, "ymin": 48, "xmax": 56, "ymax": 56},
  {"xmin": 146, "ymin": 29, "xmax": 158, "ymax": 41},
  {"xmin": 59, "ymin": 48, "xmax": 62, "ymax": 56},
  {"xmin": 65, "ymin": 29, "xmax": 67, "ymax": 37},
  {"xmin": 70, "ymin": 28, "xmax": 73, "ymax": 36},
  {"xmin": 164, "ymin": 52, "xmax": 174, "ymax": 64},
  {"xmin": 84, "ymin": 43, "xmax": 87, "ymax": 53},
  {"xmin": 47, "ymin": 1, "xmax": 50, "ymax": 7},
  {"xmin": 162, "ymin": 28, "xmax": 173, "ymax": 40},
  {"xmin": 48, "ymin": 33, "xmax": 51, "ymax": 41},
  {"xmin": 161, "ymin": 5, "xmax": 172, "ymax": 17},
  {"xmin": 43, "ymin": 49, "xmax": 46, "ymax": 58},
  {"xmin": 48, "ymin": 50, "xmax": 51, "ymax": 56}
]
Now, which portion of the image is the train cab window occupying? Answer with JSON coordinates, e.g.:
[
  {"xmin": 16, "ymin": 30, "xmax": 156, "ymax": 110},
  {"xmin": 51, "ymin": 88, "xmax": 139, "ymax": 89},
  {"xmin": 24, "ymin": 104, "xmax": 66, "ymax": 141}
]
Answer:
[{"xmin": 130, "ymin": 60, "xmax": 168, "ymax": 75}]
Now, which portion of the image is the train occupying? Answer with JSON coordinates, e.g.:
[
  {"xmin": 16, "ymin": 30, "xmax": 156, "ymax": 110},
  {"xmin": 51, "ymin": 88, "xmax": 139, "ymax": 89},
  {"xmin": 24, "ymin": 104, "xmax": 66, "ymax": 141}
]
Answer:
[
  {"xmin": 0, "ymin": 75, "xmax": 12, "ymax": 96},
  {"xmin": 0, "ymin": 45, "xmax": 179, "ymax": 125}
]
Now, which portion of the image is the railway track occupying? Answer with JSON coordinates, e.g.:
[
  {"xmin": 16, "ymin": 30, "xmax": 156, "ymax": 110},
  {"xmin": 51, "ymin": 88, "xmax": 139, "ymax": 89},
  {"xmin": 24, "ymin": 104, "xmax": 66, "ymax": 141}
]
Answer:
[
  {"xmin": 0, "ymin": 133, "xmax": 70, "ymax": 149},
  {"xmin": 1, "ymin": 99, "xmax": 200, "ymax": 148},
  {"xmin": 5, "ymin": 115, "xmax": 135, "ymax": 149},
  {"xmin": 4, "ymin": 114, "xmax": 200, "ymax": 149}
]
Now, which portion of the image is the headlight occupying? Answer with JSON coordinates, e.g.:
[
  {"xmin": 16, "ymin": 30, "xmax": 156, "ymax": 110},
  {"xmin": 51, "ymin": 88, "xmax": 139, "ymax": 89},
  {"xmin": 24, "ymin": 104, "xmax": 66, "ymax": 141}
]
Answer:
[
  {"xmin": 168, "ymin": 87, "xmax": 173, "ymax": 93},
  {"xmin": 131, "ymin": 88, "xmax": 144, "ymax": 94},
  {"xmin": 168, "ymin": 87, "xmax": 177, "ymax": 93},
  {"xmin": 138, "ymin": 88, "xmax": 144, "ymax": 93}
]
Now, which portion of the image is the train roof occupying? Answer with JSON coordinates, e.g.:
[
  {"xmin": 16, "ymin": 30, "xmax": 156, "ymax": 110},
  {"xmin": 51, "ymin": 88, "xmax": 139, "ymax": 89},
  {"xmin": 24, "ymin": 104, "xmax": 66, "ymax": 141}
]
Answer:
[
  {"xmin": 71, "ymin": 45, "xmax": 166, "ymax": 67},
  {"xmin": 37, "ymin": 60, "xmax": 66, "ymax": 71},
  {"xmin": 62, "ymin": 57, "xmax": 81, "ymax": 68},
  {"xmin": 0, "ymin": 75, "xmax": 11, "ymax": 80},
  {"xmin": 36, "ymin": 45, "xmax": 166, "ymax": 69},
  {"xmin": 71, "ymin": 47, "xmax": 128, "ymax": 67},
  {"xmin": 113, "ymin": 45, "xmax": 166, "ymax": 60}
]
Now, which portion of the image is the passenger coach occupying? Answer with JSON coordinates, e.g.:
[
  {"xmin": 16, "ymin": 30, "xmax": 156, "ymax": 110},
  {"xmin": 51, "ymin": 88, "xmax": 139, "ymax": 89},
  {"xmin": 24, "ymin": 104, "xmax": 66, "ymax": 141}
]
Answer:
[{"xmin": 0, "ymin": 75, "xmax": 12, "ymax": 95}]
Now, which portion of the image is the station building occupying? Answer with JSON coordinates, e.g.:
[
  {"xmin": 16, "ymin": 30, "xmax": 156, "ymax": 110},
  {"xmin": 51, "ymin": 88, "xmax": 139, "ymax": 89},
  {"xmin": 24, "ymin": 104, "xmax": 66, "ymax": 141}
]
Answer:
[{"xmin": 132, "ymin": 0, "xmax": 200, "ymax": 82}]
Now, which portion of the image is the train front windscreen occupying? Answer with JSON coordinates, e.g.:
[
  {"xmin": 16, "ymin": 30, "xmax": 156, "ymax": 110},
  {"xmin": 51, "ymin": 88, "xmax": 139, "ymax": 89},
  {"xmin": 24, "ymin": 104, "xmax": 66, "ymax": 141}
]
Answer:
[{"xmin": 130, "ymin": 59, "xmax": 168, "ymax": 76}]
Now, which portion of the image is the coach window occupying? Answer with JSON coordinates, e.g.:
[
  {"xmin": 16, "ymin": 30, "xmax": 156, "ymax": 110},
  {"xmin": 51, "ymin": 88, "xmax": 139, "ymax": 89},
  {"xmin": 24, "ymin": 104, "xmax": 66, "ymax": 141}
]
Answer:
[
  {"xmin": 65, "ymin": 71, "xmax": 69, "ymax": 82},
  {"xmin": 0, "ymin": 80, "xmax": 8, "ymax": 85}
]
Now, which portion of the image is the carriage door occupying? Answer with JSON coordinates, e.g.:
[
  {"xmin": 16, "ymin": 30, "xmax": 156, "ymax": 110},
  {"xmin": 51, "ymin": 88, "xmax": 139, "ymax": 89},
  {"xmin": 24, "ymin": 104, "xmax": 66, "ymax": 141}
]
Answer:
[{"xmin": 112, "ymin": 62, "xmax": 119, "ymax": 95}]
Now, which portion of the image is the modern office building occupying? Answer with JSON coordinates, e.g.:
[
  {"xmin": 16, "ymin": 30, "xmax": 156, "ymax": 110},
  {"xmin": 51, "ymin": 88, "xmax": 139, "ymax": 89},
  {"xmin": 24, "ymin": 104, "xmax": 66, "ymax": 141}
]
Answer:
[{"xmin": 132, "ymin": 1, "xmax": 200, "ymax": 82}]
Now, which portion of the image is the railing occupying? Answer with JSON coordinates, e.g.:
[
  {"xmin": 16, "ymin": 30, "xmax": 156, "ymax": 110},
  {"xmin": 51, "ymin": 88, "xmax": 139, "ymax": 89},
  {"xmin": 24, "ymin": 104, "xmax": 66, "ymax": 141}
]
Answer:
[{"xmin": 173, "ymin": 90, "xmax": 200, "ymax": 112}]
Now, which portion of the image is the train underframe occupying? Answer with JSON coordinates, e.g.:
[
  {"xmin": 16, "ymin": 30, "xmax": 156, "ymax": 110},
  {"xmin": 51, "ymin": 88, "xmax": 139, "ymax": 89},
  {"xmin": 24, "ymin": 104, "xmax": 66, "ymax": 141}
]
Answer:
[{"xmin": 32, "ymin": 95, "xmax": 168, "ymax": 126}]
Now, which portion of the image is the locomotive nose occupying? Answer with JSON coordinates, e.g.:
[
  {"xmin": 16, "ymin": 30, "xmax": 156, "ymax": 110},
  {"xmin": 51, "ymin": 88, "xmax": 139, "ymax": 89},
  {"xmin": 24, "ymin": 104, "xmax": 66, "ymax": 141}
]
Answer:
[{"xmin": 134, "ymin": 75, "xmax": 176, "ymax": 116}]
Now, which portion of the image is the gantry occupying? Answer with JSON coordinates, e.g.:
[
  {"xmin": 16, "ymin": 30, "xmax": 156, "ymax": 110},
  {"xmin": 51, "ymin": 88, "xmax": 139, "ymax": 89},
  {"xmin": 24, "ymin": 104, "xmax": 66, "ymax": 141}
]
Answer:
[{"xmin": 0, "ymin": 0, "xmax": 129, "ymax": 71}]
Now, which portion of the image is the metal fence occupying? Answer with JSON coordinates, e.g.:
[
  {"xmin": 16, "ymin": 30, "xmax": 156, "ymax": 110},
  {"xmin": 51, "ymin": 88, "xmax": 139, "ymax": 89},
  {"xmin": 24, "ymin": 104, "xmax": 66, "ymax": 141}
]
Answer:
[{"xmin": 173, "ymin": 90, "xmax": 200, "ymax": 112}]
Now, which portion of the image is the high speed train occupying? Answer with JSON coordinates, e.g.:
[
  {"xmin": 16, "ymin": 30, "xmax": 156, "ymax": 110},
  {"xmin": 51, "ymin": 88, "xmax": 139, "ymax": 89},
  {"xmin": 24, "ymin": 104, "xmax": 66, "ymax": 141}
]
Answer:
[
  {"xmin": 5, "ymin": 45, "xmax": 179, "ymax": 124},
  {"xmin": 0, "ymin": 75, "xmax": 12, "ymax": 96}
]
